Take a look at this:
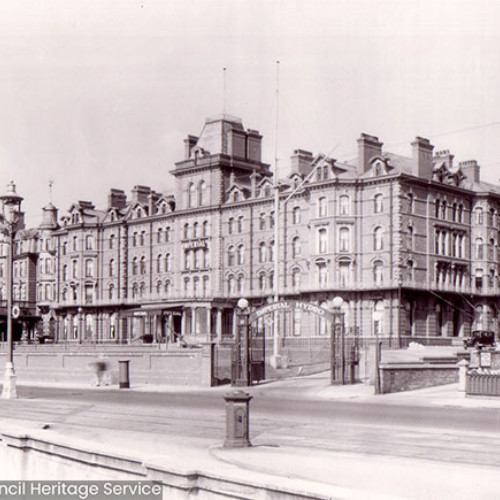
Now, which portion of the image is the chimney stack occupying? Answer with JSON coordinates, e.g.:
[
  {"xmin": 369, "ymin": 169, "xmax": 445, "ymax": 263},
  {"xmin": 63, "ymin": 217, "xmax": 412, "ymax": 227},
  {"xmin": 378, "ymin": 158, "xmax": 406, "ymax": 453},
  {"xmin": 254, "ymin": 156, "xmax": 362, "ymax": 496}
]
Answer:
[
  {"xmin": 184, "ymin": 135, "xmax": 198, "ymax": 159},
  {"xmin": 411, "ymin": 137, "xmax": 434, "ymax": 179},
  {"xmin": 290, "ymin": 149, "xmax": 314, "ymax": 176},
  {"xmin": 132, "ymin": 185, "xmax": 151, "ymax": 205},
  {"xmin": 108, "ymin": 189, "xmax": 127, "ymax": 210},
  {"xmin": 459, "ymin": 160, "xmax": 480, "ymax": 183},
  {"xmin": 357, "ymin": 134, "xmax": 383, "ymax": 173}
]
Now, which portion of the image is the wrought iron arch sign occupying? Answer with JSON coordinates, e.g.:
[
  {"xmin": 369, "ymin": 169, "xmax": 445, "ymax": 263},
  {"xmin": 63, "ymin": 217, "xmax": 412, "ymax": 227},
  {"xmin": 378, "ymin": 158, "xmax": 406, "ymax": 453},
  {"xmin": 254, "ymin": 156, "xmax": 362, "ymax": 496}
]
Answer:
[{"xmin": 249, "ymin": 300, "xmax": 334, "ymax": 324}]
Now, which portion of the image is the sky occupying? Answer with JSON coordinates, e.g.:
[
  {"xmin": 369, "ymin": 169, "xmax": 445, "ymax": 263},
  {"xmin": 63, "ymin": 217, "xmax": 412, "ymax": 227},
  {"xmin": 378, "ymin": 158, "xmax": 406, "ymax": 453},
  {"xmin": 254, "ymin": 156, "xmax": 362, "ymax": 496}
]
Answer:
[{"xmin": 1, "ymin": 0, "xmax": 500, "ymax": 227}]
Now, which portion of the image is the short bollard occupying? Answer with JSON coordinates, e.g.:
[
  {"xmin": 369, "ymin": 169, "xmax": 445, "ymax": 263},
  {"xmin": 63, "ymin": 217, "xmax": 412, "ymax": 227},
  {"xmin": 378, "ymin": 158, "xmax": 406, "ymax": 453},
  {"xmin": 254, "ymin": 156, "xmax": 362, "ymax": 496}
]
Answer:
[
  {"xmin": 118, "ymin": 359, "xmax": 130, "ymax": 389},
  {"xmin": 223, "ymin": 390, "xmax": 252, "ymax": 448}
]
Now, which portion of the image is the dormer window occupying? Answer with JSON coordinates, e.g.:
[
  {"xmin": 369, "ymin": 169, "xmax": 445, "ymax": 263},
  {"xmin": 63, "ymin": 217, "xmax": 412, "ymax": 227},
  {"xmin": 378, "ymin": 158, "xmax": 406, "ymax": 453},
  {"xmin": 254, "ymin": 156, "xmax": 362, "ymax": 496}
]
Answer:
[{"xmin": 373, "ymin": 160, "xmax": 385, "ymax": 177}]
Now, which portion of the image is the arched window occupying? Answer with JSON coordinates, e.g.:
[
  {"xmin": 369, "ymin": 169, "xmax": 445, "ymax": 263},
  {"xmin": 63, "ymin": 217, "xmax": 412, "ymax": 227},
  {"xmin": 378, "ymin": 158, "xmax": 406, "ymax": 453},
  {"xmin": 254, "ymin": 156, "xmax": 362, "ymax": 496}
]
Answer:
[
  {"xmin": 157, "ymin": 228, "xmax": 163, "ymax": 243},
  {"xmin": 194, "ymin": 248, "xmax": 202, "ymax": 269},
  {"xmin": 157, "ymin": 254, "xmax": 162, "ymax": 273},
  {"xmin": 188, "ymin": 182, "xmax": 196, "ymax": 208},
  {"xmin": 165, "ymin": 253, "xmax": 171, "ymax": 272},
  {"xmin": 259, "ymin": 213, "xmax": 266, "ymax": 230},
  {"xmin": 373, "ymin": 260, "xmax": 384, "ymax": 284},
  {"xmin": 108, "ymin": 284, "xmax": 115, "ymax": 300},
  {"xmin": 165, "ymin": 226, "xmax": 171, "ymax": 241},
  {"xmin": 476, "ymin": 207, "xmax": 483, "ymax": 224},
  {"xmin": 109, "ymin": 259, "xmax": 114, "ymax": 277},
  {"xmin": 62, "ymin": 265, "xmax": 68, "ymax": 281},
  {"xmin": 339, "ymin": 227, "xmax": 350, "ymax": 252},
  {"xmin": 293, "ymin": 207, "xmax": 301, "ymax": 224},
  {"xmin": 228, "ymin": 275, "xmax": 235, "ymax": 295},
  {"xmin": 318, "ymin": 228, "xmax": 327, "ymax": 254},
  {"xmin": 165, "ymin": 280, "xmax": 171, "ymax": 296},
  {"xmin": 109, "ymin": 234, "xmax": 115, "ymax": 249},
  {"xmin": 85, "ymin": 234, "xmax": 94, "ymax": 250},
  {"xmin": 237, "ymin": 216, "xmax": 243, "ymax": 233},
  {"xmin": 269, "ymin": 272, "xmax": 274, "ymax": 290},
  {"xmin": 203, "ymin": 276, "xmax": 209, "ymax": 296},
  {"xmin": 139, "ymin": 282, "xmax": 146, "ymax": 298},
  {"xmin": 198, "ymin": 180, "xmax": 207, "ymax": 206},
  {"xmin": 435, "ymin": 199, "xmax": 440, "ymax": 218},
  {"xmin": 73, "ymin": 235, "xmax": 78, "ymax": 251},
  {"xmin": 441, "ymin": 200, "xmax": 447, "ymax": 219},
  {"xmin": 476, "ymin": 238, "xmax": 484, "ymax": 259},
  {"xmin": 202, "ymin": 221, "xmax": 209, "ymax": 237},
  {"xmin": 408, "ymin": 226, "xmax": 414, "ymax": 250},
  {"xmin": 269, "ymin": 211, "xmax": 275, "ymax": 228},
  {"xmin": 259, "ymin": 242, "xmax": 267, "ymax": 262},
  {"xmin": 373, "ymin": 227, "xmax": 383, "ymax": 251},
  {"xmin": 269, "ymin": 240, "xmax": 275, "ymax": 262},
  {"xmin": 237, "ymin": 275, "xmax": 244, "ymax": 294},
  {"xmin": 237, "ymin": 245, "xmax": 245, "ymax": 265},
  {"xmin": 292, "ymin": 237, "xmax": 301, "ymax": 258},
  {"xmin": 489, "ymin": 238, "xmax": 496, "ymax": 260},
  {"xmin": 259, "ymin": 273, "xmax": 266, "ymax": 291},
  {"xmin": 408, "ymin": 193, "xmax": 414, "ymax": 213},
  {"xmin": 339, "ymin": 195, "xmax": 350, "ymax": 215},
  {"xmin": 132, "ymin": 257, "xmax": 138, "ymax": 276},
  {"xmin": 132, "ymin": 283, "xmax": 138, "ymax": 299},
  {"xmin": 193, "ymin": 222, "xmax": 199, "ymax": 238},
  {"xmin": 183, "ymin": 223, "xmax": 189, "ymax": 240},
  {"xmin": 317, "ymin": 261, "xmax": 328, "ymax": 286},
  {"xmin": 318, "ymin": 196, "xmax": 327, "ymax": 217},
  {"xmin": 374, "ymin": 194, "xmax": 383, "ymax": 214},
  {"xmin": 140, "ymin": 256, "xmax": 146, "ymax": 275},
  {"xmin": 193, "ymin": 276, "xmax": 200, "ymax": 297},
  {"xmin": 458, "ymin": 204, "xmax": 464, "ymax": 223},
  {"xmin": 228, "ymin": 218, "xmax": 234, "ymax": 234},
  {"xmin": 372, "ymin": 300, "xmax": 384, "ymax": 336},
  {"xmin": 291, "ymin": 268, "xmax": 301, "ymax": 291},
  {"xmin": 140, "ymin": 231, "xmax": 146, "ymax": 246},
  {"xmin": 452, "ymin": 203, "xmax": 457, "ymax": 222},
  {"xmin": 132, "ymin": 232, "xmax": 137, "ymax": 247},
  {"xmin": 227, "ymin": 246, "xmax": 236, "ymax": 266},
  {"xmin": 339, "ymin": 260, "xmax": 350, "ymax": 287}
]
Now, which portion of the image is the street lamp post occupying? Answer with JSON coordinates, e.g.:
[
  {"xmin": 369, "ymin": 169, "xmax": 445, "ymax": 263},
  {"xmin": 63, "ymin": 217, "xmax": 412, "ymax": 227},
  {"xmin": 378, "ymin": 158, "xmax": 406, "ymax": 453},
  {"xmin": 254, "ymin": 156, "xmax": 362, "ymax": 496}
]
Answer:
[
  {"xmin": 0, "ymin": 181, "xmax": 23, "ymax": 399},
  {"xmin": 234, "ymin": 298, "xmax": 250, "ymax": 386},
  {"xmin": 330, "ymin": 296, "xmax": 346, "ymax": 385}
]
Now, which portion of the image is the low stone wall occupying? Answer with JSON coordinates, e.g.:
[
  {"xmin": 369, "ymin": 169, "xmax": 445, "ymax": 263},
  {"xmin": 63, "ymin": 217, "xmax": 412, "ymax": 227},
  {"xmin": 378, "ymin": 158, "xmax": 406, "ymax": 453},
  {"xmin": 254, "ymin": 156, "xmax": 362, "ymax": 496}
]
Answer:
[
  {"xmin": 379, "ymin": 362, "xmax": 458, "ymax": 394},
  {"xmin": 0, "ymin": 426, "xmax": 331, "ymax": 500},
  {"xmin": 0, "ymin": 344, "xmax": 214, "ymax": 387}
]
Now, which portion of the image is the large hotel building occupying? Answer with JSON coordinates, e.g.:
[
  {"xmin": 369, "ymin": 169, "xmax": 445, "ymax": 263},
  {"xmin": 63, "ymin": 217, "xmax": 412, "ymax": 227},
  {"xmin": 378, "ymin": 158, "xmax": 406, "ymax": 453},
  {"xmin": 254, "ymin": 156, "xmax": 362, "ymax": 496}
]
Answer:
[{"xmin": 1, "ymin": 115, "xmax": 499, "ymax": 349}]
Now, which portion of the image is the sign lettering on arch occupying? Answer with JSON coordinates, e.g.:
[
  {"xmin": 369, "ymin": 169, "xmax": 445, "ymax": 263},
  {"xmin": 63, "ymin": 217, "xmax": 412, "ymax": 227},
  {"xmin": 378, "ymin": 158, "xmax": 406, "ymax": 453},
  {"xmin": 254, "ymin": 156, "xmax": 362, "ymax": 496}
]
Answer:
[{"xmin": 249, "ymin": 300, "xmax": 333, "ymax": 324}]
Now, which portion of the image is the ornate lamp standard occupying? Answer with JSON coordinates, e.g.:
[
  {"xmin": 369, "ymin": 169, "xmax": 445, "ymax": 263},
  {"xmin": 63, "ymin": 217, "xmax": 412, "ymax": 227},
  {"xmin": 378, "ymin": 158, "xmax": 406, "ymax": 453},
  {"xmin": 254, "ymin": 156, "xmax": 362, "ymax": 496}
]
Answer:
[
  {"xmin": 330, "ymin": 296, "xmax": 346, "ymax": 385},
  {"xmin": 0, "ymin": 181, "xmax": 23, "ymax": 399}
]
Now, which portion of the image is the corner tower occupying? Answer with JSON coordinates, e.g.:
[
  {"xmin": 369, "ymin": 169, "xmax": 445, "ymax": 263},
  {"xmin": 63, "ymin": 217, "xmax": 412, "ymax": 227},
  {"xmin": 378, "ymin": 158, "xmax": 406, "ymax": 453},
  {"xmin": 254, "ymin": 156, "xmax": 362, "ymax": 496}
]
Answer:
[{"xmin": 171, "ymin": 115, "xmax": 270, "ymax": 210}]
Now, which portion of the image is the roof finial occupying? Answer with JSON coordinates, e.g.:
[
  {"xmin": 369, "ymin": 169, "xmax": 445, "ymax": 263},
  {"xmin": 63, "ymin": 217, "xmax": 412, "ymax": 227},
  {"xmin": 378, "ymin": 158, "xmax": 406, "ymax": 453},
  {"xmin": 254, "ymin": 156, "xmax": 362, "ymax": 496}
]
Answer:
[
  {"xmin": 222, "ymin": 67, "xmax": 227, "ymax": 116},
  {"xmin": 49, "ymin": 177, "xmax": 54, "ymax": 203}
]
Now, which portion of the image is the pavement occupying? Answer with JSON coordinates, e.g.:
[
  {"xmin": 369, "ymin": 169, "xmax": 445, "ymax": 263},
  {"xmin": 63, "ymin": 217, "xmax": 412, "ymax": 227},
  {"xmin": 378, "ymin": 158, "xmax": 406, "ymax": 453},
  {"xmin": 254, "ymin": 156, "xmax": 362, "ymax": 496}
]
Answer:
[{"xmin": 4, "ymin": 373, "xmax": 500, "ymax": 499}]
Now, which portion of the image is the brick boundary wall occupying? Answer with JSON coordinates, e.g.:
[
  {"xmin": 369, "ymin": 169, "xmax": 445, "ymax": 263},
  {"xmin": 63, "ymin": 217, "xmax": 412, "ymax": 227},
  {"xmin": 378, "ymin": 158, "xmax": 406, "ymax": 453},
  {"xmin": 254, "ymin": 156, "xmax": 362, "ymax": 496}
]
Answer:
[
  {"xmin": 379, "ymin": 363, "xmax": 458, "ymax": 394},
  {"xmin": 0, "ymin": 344, "xmax": 215, "ymax": 387}
]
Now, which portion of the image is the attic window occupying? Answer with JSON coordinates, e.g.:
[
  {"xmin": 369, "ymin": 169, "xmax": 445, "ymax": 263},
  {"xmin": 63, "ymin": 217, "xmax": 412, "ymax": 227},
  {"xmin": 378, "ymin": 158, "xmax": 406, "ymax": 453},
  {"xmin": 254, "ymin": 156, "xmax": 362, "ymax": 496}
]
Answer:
[
  {"xmin": 234, "ymin": 191, "xmax": 240, "ymax": 202},
  {"xmin": 264, "ymin": 186, "xmax": 271, "ymax": 197},
  {"xmin": 136, "ymin": 207, "xmax": 143, "ymax": 218},
  {"xmin": 373, "ymin": 160, "xmax": 385, "ymax": 177},
  {"xmin": 110, "ymin": 211, "xmax": 116, "ymax": 222}
]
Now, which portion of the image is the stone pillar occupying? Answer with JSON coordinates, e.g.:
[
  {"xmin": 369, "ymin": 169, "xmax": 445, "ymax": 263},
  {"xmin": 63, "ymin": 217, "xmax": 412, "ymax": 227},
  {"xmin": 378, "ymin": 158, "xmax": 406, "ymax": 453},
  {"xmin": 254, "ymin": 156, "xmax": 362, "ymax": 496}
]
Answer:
[
  {"xmin": 206, "ymin": 307, "xmax": 212, "ymax": 342},
  {"xmin": 180, "ymin": 310, "xmax": 185, "ymax": 337},
  {"xmin": 216, "ymin": 308, "xmax": 222, "ymax": 342},
  {"xmin": 458, "ymin": 359, "xmax": 469, "ymax": 392},
  {"xmin": 77, "ymin": 309, "xmax": 83, "ymax": 343}
]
